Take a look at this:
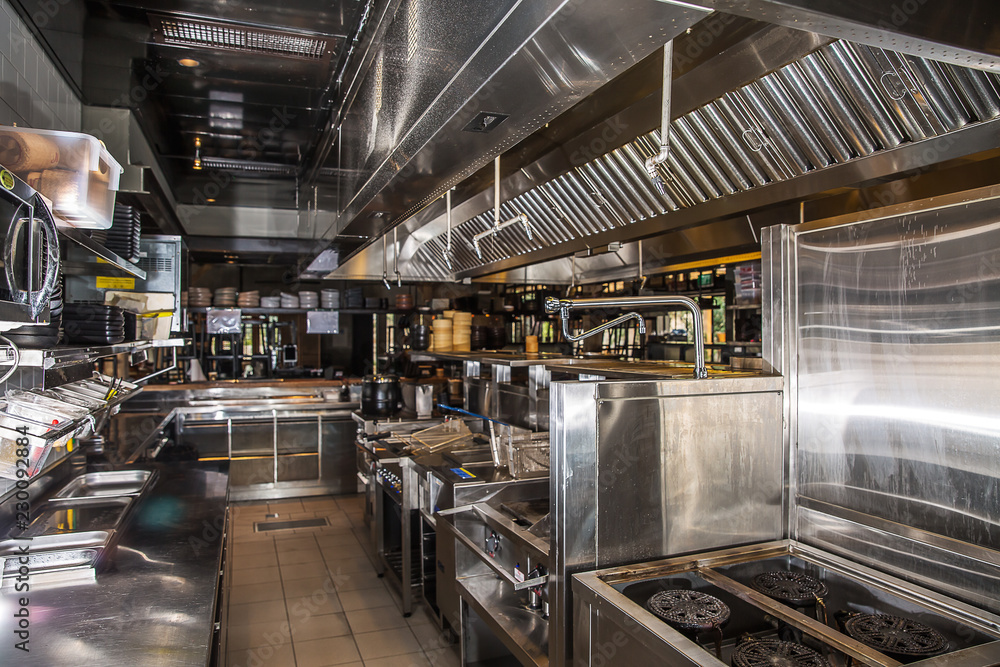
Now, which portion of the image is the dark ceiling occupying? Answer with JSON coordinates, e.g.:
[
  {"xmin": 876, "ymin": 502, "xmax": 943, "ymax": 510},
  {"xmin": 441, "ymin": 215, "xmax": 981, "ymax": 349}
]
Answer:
[{"xmin": 14, "ymin": 0, "xmax": 369, "ymax": 210}]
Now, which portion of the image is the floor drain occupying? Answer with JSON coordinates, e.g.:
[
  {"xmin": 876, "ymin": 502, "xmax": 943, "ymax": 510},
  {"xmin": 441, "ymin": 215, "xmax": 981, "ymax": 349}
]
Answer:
[{"xmin": 254, "ymin": 518, "xmax": 329, "ymax": 532}]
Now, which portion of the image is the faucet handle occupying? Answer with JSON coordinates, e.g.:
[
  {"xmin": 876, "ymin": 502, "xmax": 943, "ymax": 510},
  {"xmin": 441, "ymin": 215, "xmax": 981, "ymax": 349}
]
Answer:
[{"xmin": 543, "ymin": 296, "xmax": 562, "ymax": 314}]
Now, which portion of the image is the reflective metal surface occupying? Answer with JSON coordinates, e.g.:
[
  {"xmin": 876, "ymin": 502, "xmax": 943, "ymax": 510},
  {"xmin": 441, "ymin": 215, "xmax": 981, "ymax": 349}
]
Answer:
[
  {"xmin": 571, "ymin": 540, "xmax": 1000, "ymax": 667},
  {"xmin": 0, "ymin": 462, "xmax": 228, "ymax": 666},
  {"xmin": 549, "ymin": 374, "xmax": 785, "ymax": 665},
  {"xmin": 778, "ymin": 186, "xmax": 1000, "ymax": 614},
  {"xmin": 332, "ymin": 35, "xmax": 1000, "ymax": 282}
]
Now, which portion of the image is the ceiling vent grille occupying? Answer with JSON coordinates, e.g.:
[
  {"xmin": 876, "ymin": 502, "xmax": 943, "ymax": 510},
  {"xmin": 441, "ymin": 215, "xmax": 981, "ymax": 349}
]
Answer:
[
  {"xmin": 199, "ymin": 157, "xmax": 298, "ymax": 175},
  {"xmin": 151, "ymin": 14, "xmax": 330, "ymax": 61}
]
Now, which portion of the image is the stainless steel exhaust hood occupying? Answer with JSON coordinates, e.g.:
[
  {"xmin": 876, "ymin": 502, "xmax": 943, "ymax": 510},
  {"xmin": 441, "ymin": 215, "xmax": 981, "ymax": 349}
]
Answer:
[{"xmin": 329, "ymin": 35, "xmax": 1000, "ymax": 283}]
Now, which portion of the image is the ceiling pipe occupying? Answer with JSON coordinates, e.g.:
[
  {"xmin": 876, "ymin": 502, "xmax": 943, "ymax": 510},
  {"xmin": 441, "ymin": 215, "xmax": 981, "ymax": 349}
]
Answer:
[
  {"xmin": 381, "ymin": 234, "xmax": 391, "ymax": 289},
  {"xmin": 443, "ymin": 189, "xmax": 453, "ymax": 270},
  {"xmin": 393, "ymin": 227, "xmax": 402, "ymax": 286},
  {"xmin": 644, "ymin": 41, "xmax": 673, "ymax": 195},
  {"xmin": 545, "ymin": 294, "xmax": 708, "ymax": 378},
  {"xmin": 473, "ymin": 156, "xmax": 533, "ymax": 259}
]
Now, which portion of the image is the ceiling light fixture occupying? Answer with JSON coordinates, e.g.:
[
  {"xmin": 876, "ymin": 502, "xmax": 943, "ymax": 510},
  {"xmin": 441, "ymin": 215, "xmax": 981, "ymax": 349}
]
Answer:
[{"xmin": 178, "ymin": 58, "xmax": 200, "ymax": 67}]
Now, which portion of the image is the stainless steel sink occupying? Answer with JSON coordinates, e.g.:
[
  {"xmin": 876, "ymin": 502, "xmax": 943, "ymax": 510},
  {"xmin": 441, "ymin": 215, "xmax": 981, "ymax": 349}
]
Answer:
[{"xmin": 52, "ymin": 470, "xmax": 155, "ymax": 500}]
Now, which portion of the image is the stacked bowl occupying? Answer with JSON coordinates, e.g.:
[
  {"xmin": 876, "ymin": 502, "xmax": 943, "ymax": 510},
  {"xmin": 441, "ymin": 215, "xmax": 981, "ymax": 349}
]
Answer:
[
  {"xmin": 431, "ymin": 317, "xmax": 452, "ymax": 351},
  {"xmin": 189, "ymin": 287, "xmax": 212, "ymax": 308},
  {"xmin": 214, "ymin": 287, "xmax": 237, "ymax": 307},
  {"xmin": 321, "ymin": 289, "xmax": 339, "ymax": 309},
  {"xmin": 451, "ymin": 311, "xmax": 472, "ymax": 351},
  {"xmin": 237, "ymin": 290, "xmax": 260, "ymax": 308},
  {"xmin": 298, "ymin": 291, "xmax": 319, "ymax": 309},
  {"xmin": 280, "ymin": 292, "xmax": 299, "ymax": 309}
]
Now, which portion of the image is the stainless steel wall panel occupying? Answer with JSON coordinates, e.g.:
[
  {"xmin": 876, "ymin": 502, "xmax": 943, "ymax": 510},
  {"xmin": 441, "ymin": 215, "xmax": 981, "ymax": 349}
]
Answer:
[
  {"xmin": 778, "ymin": 63, "xmax": 855, "ymax": 163},
  {"xmin": 794, "ymin": 53, "xmax": 878, "ymax": 157},
  {"xmin": 756, "ymin": 74, "xmax": 835, "ymax": 168},
  {"xmin": 788, "ymin": 191, "xmax": 1000, "ymax": 613},
  {"xmin": 593, "ymin": 384, "xmax": 785, "ymax": 566},
  {"xmin": 818, "ymin": 41, "xmax": 905, "ymax": 149}
]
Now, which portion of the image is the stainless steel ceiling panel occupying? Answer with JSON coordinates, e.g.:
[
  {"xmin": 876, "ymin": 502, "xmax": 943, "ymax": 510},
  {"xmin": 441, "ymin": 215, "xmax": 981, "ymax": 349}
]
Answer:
[{"xmin": 321, "ymin": 0, "xmax": 710, "ymax": 242}]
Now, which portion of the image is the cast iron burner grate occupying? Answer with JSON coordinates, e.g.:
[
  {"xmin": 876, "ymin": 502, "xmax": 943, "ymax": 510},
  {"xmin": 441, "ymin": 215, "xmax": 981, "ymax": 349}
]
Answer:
[
  {"xmin": 732, "ymin": 638, "xmax": 831, "ymax": 667},
  {"xmin": 842, "ymin": 613, "xmax": 949, "ymax": 657},
  {"xmin": 751, "ymin": 571, "xmax": 829, "ymax": 606},
  {"xmin": 646, "ymin": 590, "xmax": 731, "ymax": 631}
]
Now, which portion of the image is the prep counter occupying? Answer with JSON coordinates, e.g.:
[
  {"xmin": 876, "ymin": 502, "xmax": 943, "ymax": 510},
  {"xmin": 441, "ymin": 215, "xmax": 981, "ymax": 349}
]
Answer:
[{"xmin": 0, "ymin": 460, "xmax": 229, "ymax": 665}]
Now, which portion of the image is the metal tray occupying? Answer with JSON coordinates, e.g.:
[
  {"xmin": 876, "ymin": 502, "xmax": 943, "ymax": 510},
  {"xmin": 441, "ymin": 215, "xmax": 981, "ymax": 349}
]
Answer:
[
  {"xmin": 0, "ymin": 531, "xmax": 110, "ymax": 576},
  {"xmin": 15, "ymin": 496, "xmax": 134, "ymax": 538},
  {"xmin": 52, "ymin": 470, "xmax": 155, "ymax": 500}
]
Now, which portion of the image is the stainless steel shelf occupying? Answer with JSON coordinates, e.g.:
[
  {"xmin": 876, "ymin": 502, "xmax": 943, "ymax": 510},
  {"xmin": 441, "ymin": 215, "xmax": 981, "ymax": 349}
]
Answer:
[
  {"xmin": 18, "ymin": 338, "xmax": 187, "ymax": 369},
  {"xmin": 58, "ymin": 227, "xmax": 146, "ymax": 280}
]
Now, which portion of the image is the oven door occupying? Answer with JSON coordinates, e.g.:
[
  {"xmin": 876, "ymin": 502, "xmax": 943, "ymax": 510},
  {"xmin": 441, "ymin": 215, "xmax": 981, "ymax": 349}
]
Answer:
[{"xmin": 0, "ymin": 171, "xmax": 60, "ymax": 323}]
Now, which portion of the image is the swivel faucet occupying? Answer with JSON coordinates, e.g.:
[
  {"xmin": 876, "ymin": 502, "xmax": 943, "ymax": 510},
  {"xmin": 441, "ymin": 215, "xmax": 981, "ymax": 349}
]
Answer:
[{"xmin": 545, "ymin": 294, "xmax": 709, "ymax": 379}]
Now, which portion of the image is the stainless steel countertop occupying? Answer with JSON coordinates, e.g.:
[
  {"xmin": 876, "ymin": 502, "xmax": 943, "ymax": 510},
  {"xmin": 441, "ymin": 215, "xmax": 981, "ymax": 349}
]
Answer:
[{"xmin": 0, "ymin": 461, "xmax": 228, "ymax": 665}]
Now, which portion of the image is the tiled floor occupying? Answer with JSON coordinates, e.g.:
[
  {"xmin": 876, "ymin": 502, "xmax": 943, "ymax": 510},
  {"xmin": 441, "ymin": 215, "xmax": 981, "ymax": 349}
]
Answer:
[{"xmin": 226, "ymin": 495, "xmax": 461, "ymax": 667}]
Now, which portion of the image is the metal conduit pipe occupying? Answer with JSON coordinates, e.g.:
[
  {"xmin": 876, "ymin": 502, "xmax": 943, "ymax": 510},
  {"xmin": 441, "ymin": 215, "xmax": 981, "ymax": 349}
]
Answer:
[
  {"xmin": 645, "ymin": 40, "xmax": 673, "ymax": 194},
  {"xmin": 545, "ymin": 295, "xmax": 708, "ymax": 378}
]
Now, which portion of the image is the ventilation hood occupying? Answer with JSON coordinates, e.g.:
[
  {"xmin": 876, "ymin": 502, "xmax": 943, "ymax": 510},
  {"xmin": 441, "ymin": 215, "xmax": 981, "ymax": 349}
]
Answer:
[{"xmin": 328, "ymin": 22, "xmax": 1000, "ymax": 284}]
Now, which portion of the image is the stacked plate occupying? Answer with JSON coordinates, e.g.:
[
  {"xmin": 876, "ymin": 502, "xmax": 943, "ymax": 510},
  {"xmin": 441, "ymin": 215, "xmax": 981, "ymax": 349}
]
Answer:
[
  {"xmin": 63, "ymin": 304, "xmax": 125, "ymax": 345},
  {"xmin": 214, "ymin": 287, "xmax": 237, "ymax": 307},
  {"xmin": 260, "ymin": 296, "xmax": 281, "ymax": 309},
  {"xmin": 106, "ymin": 204, "xmax": 142, "ymax": 262},
  {"xmin": 321, "ymin": 289, "xmax": 339, "ymax": 309},
  {"xmin": 189, "ymin": 287, "xmax": 212, "ymax": 308},
  {"xmin": 431, "ymin": 317, "xmax": 452, "ymax": 352},
  {"xmin": 298, "ymin": 291, "xmax": 318, "ymax": 309},
  {"xmin": 280, "ymin": 292, "xmax": 299, "ymax": 309},
  {"xmin": 237, "ymin": 290, "xmax": 260, "ymax": 308},
  {"xmin": 395, "ymin": 294, "xmax": 413, "ymax": 310},
  {"xmin": 452, "ymin": 311, "xmax": 472, "ymax": 351}
]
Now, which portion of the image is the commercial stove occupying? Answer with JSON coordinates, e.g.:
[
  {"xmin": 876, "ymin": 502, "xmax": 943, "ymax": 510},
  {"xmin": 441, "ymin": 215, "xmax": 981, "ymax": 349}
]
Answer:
[{"xmin": 573, "ymin": 541, "xmax": 1000, "ymax": 667}]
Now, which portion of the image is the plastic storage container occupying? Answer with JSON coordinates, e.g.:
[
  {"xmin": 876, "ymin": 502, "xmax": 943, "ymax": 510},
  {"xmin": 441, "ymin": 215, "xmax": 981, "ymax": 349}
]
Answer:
[{"xmin": 0, "ymin": 126, "xmax": 123, "ymax": 229}]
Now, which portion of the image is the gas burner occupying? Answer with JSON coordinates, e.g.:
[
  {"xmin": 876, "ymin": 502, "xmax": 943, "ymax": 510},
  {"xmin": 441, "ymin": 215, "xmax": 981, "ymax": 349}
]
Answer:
[
  {"xmin": 646, "ymin": 590, "xmax": 730, "ymax": 631},
  {"xmin": 843, "ymin": 613, "xmax": 949, "ymax": 657},
  {"xmin": 732, "ymin": 638, "xmax": 831, "ymax": 667},
  {"xmin": 751, "ymin": 571, "xmax": 828, "ymax": 606}
]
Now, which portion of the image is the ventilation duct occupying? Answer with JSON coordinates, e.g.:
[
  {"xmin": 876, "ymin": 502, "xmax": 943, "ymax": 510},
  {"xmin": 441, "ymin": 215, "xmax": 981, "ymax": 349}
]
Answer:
[
  {"xmin": 401, "ymin": 39, "xmax": 1000, "ymax": 279},
  {"xmin": 151, "ymin": 14, "xmax": 332, "ymax": 62}
]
